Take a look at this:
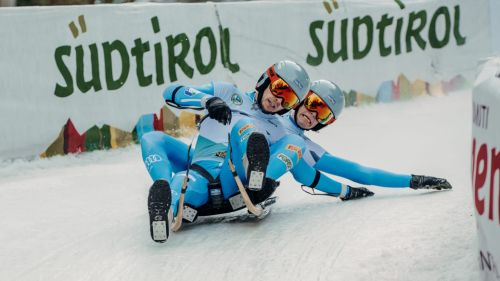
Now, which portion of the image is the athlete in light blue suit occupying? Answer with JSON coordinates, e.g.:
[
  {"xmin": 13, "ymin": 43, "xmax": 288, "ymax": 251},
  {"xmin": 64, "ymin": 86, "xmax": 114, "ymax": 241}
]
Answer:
[
  {"xmin": 143, "ymin": 61, "xmax": 312, "ymax": 243},
  {"xmin": 280, "ymin": 80, "xmax": 452, "ymax": 200},
  {"xmin": 142, "ymin": 70, "xmax": 452, "ymax": 243}
]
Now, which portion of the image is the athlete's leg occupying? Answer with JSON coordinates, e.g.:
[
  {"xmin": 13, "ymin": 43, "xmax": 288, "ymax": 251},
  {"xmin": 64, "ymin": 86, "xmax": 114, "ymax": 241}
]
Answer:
[
  {"xmin": 229, "ymin": 120, "xmax": 307, "ymax": 186},
  {"xmin": 220, "ymin": 155, "xmax": 279, "ymax": 207},
  {"xmin": 266, "ymin": 134, "xmax": 306, "ymax": 180},
  {"xmin": 224, "ymin": 133, "xmax": 307, "ymax": 204},
  {"xmin": 147, "ymin": 168, "xmax": 209, "ymax": 242},
  {"xmin": 219, "ymin": 160, "xmax": 239, "ymax": 199},
  {"xmin": 228, "ymin": 118, "xmax": 259, "ymax": 181},
  {"xmin": 169, "ymin": 170, "xmax": 210, "ymax": 217},
  {"xmin": 291, "ymin": 158, "xmax": 346, "ymax": 196},
  {"xmin": 228, "ymin": 125, "xmax": 308, "ymax": 204},
  {"xmin": 228, "ymin": 118, "xmax": 273, "ymax": 191},
  {"xmin": 141, "ymin": 131, "xmax": 191, "ymax": 183}
]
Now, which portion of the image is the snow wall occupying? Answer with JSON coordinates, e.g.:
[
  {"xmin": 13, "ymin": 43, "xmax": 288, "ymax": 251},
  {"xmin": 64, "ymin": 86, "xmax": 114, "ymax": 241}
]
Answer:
[
  {"xmin": 0, "ymin": 0, "xmax": 492, "ymax": 159},
  {"xmin": 472, "ymin": 57, "xmax": 500, "ymax": 281}
]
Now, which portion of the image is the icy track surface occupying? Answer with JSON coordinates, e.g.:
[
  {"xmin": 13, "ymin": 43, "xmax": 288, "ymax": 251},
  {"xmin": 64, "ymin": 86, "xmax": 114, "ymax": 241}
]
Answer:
[{"xmin": 0, "ymin": 91, "xmax": 478, "ymax": 281}]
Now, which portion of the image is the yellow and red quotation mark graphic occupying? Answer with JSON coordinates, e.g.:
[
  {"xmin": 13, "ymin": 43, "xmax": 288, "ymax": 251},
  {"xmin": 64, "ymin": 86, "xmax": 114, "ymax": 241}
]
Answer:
[{"xmin": 68, "ymin": 15, "xmax": 87, "ymax": 38}]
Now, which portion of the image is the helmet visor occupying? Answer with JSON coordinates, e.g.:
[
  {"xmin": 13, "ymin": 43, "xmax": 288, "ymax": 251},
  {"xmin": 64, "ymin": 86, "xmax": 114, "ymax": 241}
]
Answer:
[
  {"xmin": 303, "ymin": 92, "xmax": 336, "ymax": 125},
  {"xmin": 269, "ymin": 78, "xmax": 300, "ymax": 110}
]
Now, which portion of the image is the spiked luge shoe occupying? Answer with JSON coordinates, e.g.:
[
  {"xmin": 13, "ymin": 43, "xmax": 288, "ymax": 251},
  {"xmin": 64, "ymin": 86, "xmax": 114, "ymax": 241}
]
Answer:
[
  {"xmin": 341, "ymin": 186, "xmax": 375, "ymax": 201},
  {"xmin": 244, "ymin": 132, "xmax": 270, "ymax": 191},
  {"xmin": 147, "ymin": 180, "xmax": 173, "ymax": 243}
]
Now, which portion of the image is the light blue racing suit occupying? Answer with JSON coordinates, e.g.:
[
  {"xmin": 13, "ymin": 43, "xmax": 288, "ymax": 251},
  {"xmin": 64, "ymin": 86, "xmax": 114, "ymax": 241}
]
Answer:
[
  {"xmin": 141, "ymin": 82, "xmax": 412, "ymax": 218},
  {"xmin": 141, "ymin": 82, "xmax": 304, "ymax": 217},
  {"xmin": 279, "ymin": 113, "xmax": 412, "ymax": 198}
]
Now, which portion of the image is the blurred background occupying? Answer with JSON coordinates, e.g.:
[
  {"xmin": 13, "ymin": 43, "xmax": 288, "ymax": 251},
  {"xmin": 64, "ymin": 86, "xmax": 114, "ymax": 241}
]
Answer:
[
  {"xmin": 2, "ymin": 0, "xmax": 253, "ymax": 5},
  {"xmin": 2, "ymin": 0, "xmax": 499, "ymax": 53}
]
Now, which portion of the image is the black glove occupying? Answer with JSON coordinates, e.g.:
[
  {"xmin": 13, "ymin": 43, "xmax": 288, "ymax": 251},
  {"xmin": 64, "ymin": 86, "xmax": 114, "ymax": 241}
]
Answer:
[
  {"xmin": 410, "ymin": 175, "xmax": 452, "ymax": 190},
  {"xmin": 341, "ymin": 186, "xmax": 374, "ymax": 201},
  {"xmin": 205, "ymin": 97, "xmax": 232, "ymax": 125}
]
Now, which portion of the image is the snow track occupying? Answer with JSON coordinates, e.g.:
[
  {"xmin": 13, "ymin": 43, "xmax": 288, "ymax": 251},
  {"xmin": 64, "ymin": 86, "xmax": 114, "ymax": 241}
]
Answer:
[{"xmin": 0, "ymin": 91, "xmax": 478, "ymax": 281}]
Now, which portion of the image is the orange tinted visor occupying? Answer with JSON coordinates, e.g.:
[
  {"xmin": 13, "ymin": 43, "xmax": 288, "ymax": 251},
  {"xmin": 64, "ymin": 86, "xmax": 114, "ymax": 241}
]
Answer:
[
  {"xmin": 267, "ymin": 67, "xmax": 300, "ymax": 110},
  {"xmin": 304, "ymin": 92, "xmax": 336, "ymax": 125}
]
